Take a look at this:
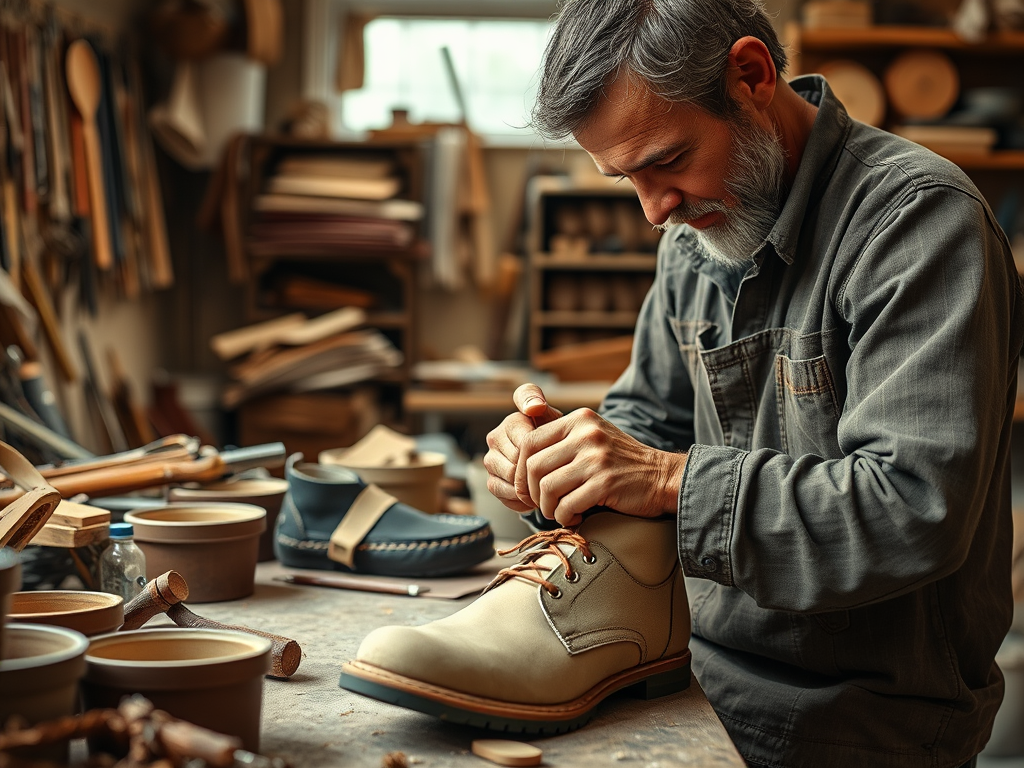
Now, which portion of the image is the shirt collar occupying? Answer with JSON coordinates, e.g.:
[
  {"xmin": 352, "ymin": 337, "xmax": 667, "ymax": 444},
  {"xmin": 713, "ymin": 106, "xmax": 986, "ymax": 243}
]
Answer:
[{"xmin": 766, "ymin": 74, "xmax": 852, "ymax": 265}]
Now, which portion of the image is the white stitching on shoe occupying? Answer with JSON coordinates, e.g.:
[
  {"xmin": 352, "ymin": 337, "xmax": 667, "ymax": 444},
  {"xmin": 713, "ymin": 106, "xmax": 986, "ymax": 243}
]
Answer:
[{"xmin": 276, "ymin": 527, "xmax": 491, "ymax": 552}]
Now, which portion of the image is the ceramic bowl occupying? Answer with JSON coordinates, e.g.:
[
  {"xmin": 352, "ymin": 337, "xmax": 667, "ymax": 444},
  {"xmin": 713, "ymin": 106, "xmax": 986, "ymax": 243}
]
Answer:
[
  {"xmin": 0, "ymin": 623, "xmax": 89, "ymax": 760},
  {"xmin": 124, "ymin": 504, "xmax": 266, "ymax": 603},
  {"xmin": 82, "ymin": 628, "xmax": 272, "ymax": 751},
  {"xmin": 319, "ymin": 449, "xmax": 446, "ymax": 514},
  {"xmin": 9, "ymin": 590, "xmax": 123, "ymax": 636},
  {"xmin": 168, "ymin": 478, "xmax": 288, "ymax": 562}
]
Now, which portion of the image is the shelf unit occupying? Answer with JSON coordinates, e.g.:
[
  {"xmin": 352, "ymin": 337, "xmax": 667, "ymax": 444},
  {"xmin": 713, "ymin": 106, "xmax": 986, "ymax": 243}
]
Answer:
[
  {"xmin": 235, "ymin": 136, "xmax": 430, "ymax": 447},
  {"xmin": 527, "ymin": 177, "xmax": 660, "ymax": 381},
  {"xmin": 785, "ymin": 23, "xmax": 1024, "ymax": 167}
]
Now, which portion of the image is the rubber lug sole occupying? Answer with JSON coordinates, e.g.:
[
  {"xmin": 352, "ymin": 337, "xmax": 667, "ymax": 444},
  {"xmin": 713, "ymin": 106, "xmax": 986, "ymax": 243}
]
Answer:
[{"xmin": 339, "ymin": 650, "xmax": 691, "ymax": 735}]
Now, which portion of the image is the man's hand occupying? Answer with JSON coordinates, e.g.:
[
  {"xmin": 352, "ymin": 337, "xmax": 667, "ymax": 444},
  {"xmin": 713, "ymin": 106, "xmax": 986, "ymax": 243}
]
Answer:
[
  {"xmin": 482, "ymin": 383, "xmax": 564, "ymax": 513},
  {"xmin": 514, "ymin": 406, "xmax": 687, "ymax": 528}
]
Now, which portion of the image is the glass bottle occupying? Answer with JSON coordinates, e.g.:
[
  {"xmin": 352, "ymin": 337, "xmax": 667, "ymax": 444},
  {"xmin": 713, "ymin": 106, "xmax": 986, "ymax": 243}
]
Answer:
[{"xmin": 98, "ymin": 523, "xmax": 147, "ymax": 603}]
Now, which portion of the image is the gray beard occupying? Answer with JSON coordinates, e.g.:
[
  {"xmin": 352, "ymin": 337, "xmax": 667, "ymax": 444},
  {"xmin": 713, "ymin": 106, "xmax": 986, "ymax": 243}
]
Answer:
[{"xmin": 656, "ymin": 116, "xmax": 787, "ymax": 269}]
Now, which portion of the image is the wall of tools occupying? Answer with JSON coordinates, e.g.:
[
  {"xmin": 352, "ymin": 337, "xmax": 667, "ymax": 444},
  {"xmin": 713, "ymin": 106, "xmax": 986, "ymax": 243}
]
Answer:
[{"xmin": 0, "ymin": 0, "xmax": 174, "ymax": 464}]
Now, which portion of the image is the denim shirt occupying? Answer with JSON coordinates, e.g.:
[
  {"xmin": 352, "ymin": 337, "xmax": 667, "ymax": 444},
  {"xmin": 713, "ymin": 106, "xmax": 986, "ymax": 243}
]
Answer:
[{"xmin": 600, "ymin": 75, "xmax": 1024, "ymax": 767}]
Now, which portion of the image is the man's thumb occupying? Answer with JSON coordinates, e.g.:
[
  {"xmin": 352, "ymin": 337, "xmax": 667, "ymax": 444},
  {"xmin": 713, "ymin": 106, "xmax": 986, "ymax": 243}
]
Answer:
[{"xmin": 513, "ymin": 383, "xmax": 562, "ymax": 426}]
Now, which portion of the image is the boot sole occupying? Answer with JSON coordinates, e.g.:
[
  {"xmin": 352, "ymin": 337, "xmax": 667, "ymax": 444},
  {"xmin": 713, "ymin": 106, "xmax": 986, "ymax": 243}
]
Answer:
[
  {"xmin": 339, "ymin": 650, "xmax": 691, "ymax": 735},
  {"xmin": 275, "ymin": 533, "xmax": 496, "ymax": 578}
]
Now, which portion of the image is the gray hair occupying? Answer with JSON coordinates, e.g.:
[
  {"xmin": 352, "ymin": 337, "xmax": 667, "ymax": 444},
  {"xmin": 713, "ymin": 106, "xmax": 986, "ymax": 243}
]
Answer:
[{"xmin": 532, "ymin": 0, "xmax": 788, "ymax": 140}]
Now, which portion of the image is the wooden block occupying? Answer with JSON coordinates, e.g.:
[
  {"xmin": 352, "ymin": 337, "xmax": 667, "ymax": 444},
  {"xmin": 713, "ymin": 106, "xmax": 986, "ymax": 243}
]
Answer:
[
  {"xmin": 471, "ymin": 740, "xmax": 542, "ymax": 767},
  {"xmin": 803, "ymin": 0, "xmax": 872, "ymax": 27},
  {"xmin": 31, "ymin": 521, "xmax": 109, "ymax": 548},
  {"xmin": 237, "ymin": 391, "xmax": 381, "ymax": 466},
  {"xmin": 534, "ymin": 335, "xmax": 635, "ymax": 383},
  {"xmin": 331, "ymin": 424, "xmax": 416, "ymax": 466},
  {"xmin": 211, "ymin": 313, "xmax": 306, "ymax": 360},
  {"xmin": 891, "ymin": 125, "xmax": 998, "ymax": 155},
  {"xmin": 49, "ymin": 500, "xmax": 110, "ymax": 529}
]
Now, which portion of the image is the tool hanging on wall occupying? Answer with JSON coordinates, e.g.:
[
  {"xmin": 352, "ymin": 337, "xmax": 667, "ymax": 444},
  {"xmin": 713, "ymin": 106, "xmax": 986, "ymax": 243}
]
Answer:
[
  {"xmin": 0, "ymin": 2, "xmax": 179, "ymax": 459},
  {"xmin": 66, "ymin": 39, "xmax": 113, "ymax": 271}
]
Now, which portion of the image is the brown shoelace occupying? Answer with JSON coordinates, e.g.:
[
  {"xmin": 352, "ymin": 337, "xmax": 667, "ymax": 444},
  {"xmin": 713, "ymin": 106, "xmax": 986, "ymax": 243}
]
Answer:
[{"xmin": 483, "ymin": 527, "xmax": 595, "ymax": 597}]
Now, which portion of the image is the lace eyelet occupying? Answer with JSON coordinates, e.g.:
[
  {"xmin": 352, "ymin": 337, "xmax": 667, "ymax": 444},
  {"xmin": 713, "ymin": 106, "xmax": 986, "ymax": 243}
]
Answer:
[
  {"xmin": 583, "ymin": 553, "xmax": 597, "ymax": 565},
  {"xmin": 565, "ymin": 570, "xmax": 579, "ymax": 584},
  {"xmin": 548, "ymin": 588, "xmax": 562, "ymax": 599}
]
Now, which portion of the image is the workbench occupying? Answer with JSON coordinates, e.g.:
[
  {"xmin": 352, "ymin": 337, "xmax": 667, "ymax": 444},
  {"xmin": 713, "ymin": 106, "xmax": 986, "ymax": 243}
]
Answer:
[
  {"xmin": 404, "ymin": 382, "xmax": 611, "ymax": 433},
  {"xmin": 191, "ymin": 557, "xmax": 746, "ymax": 768}
]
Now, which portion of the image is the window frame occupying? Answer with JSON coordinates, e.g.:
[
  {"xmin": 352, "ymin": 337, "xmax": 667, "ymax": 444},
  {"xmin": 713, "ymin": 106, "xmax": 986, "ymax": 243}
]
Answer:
[{"xmin": 304, "ymin": 0, "xmax": 562, "ymax": 146}]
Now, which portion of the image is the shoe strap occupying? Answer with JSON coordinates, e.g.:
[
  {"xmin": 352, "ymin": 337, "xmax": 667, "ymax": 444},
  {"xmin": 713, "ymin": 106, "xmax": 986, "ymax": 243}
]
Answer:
[
  {"xmin": 328, "ymin": 484, "xmax": 397, "ymax": 567},
  {"xmin": 0, "ymin": 439, "xmax": 61, "ymax": 551}
]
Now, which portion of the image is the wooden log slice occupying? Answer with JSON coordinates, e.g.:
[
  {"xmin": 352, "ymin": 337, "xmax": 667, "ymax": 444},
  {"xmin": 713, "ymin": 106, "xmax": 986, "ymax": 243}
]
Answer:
[
  {"xmin": 884, "ymin": 48, "xmax": 960, "ymax": 120},
  {"xmin": 818, "ymin": 60, "xmax": 886, "ymax": 126}
]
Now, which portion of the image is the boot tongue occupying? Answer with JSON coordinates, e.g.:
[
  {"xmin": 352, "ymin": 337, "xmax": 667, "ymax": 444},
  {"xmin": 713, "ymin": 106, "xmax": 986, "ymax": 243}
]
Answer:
[
  {"xmin": 513, "ymin": 514, "xmax": 605, "ymax": 578},
  {"xmin": 531, "ymin": 540, "xmax": 578, "ymax": 578}
]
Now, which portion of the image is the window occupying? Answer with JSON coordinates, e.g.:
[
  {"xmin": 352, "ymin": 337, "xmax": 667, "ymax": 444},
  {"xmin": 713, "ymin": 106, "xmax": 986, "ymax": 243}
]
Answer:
[{"xmin": 339, "ymin": 17, "xmax": 554, "ymax": 141}]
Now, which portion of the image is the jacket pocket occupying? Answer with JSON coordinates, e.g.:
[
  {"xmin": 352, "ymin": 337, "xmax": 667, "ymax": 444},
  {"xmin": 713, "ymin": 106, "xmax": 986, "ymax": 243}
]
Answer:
[
  {"xmin": 775, "ymin": 354, "xmax": 842, "ymax": 458},
  {"xmin": 672, "ymin": 319, "xmax": 717, "ymax": 384}
]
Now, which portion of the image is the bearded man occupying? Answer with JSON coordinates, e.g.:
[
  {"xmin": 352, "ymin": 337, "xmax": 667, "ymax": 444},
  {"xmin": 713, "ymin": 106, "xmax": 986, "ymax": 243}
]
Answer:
[
  {"xmin": 479, "ymin": 1, "xmax": 1024, "ymax": 766},
  {"xmin": 339, "ymin": 1, "xmax": 1023, "ymax": 764}
]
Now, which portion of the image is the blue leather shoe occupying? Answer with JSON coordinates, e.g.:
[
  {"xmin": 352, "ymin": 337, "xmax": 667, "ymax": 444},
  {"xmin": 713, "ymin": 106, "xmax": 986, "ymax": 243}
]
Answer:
[{"xmin": 274, "ymin": 454, "xmax": 494, "ymax": 577}]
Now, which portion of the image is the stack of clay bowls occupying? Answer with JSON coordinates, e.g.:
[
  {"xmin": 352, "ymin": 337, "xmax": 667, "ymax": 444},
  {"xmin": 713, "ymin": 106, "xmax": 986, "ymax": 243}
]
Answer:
[
  {"xmin": 320, "ymin": 450, "xmax": 446, "ymax": 514},
  {"xmin": 83, "ymin": 627, "xmax": 272, "ymax": 751},
  {"xmin": 168, "ymin": 477, "xmax": 288, "ymax": 561},
  {"xmin": 9, "ymin": 591, "xmax": 124, "ymax": 637},
  {"xmin": 320, "ymin": 425, "xmax": 446, "ymax": 514},
  {"xmin": 0, "ymin": 548, "xmax": 20, "ymax": 658},
  {"xmin": 0, "ymin": 619, "xmax": 89, "ymax": 761},
  {"xmin": 124, "ymin": 504, "xmax": 266, "ymax": 602}
]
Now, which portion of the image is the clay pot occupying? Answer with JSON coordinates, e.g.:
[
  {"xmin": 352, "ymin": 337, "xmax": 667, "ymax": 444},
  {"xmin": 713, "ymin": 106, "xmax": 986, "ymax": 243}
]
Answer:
[
  {"xmin": 0, "ymin": 623, "xmax": 89, "ymax": 760},
  {"xmin": 580, "ymin": 274, "xmax": 611, "ymax": 312},
  {"xmin": 168, "ymin": 478, "xmax": 288, "ymax": 562},
  {"xmin": 124, "ymin": 504, "xmax": 266, "ymax": 603},
  {"xmin": 9, "ymin": 591, "xmax": 123, "ymax": 636},
  {"xmin": 319, "ymin": 450, "xmax": 446, "ymax": 514},
  {"xmin": 82, "ymin": 628, "xmax": 271, "ymax": 751},
  {"xmin": 0, "ymin": 549, "xmax": 20, "ymax": 660},
  {"xmin": 610, "ymin": 275, "xmax": 640, "ymax": 313},
  {"xmin": 546, "ymin": 274, "xmax": 580, "ymax": 312}
]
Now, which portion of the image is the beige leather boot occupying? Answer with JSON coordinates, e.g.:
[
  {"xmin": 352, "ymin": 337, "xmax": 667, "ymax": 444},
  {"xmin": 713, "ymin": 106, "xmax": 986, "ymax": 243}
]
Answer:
[{"xmin": 340, "ymin": 511, "xmax": 691, "ymax": 734}]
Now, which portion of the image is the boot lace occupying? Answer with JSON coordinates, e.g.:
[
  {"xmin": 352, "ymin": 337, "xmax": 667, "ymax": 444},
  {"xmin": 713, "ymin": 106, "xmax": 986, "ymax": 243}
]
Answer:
[{"xmin": 483, "ymin": 527, "xmax": 594, "ymax": 597}]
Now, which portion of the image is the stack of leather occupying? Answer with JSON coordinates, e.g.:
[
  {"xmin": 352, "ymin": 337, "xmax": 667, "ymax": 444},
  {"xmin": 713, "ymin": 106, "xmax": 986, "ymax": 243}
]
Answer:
[
  {"xmin": 210, "ymin": 307, "xmax": 403, "ymax": 408},
  {"xmin": 248, "ymin": 153, "xmax": 423, "ymax": 256}
]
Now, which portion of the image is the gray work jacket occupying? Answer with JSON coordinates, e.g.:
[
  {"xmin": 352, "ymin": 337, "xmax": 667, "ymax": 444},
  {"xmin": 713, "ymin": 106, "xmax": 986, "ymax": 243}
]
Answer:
[{"xmin": 600, "ymin": 75, "xmax": 1024, "ymax": 767}]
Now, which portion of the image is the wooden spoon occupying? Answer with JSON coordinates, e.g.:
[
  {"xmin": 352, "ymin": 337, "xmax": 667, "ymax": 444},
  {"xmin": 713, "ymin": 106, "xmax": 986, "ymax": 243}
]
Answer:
[{"xmin": 65, "ymin": 40, "xmax": 113, "ymax": 271}]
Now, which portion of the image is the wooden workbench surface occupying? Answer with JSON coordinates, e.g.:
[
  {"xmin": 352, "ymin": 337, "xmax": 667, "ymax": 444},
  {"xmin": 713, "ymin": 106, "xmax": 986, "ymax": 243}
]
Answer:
[{"xmin": 190, "ymin": 559, "xmax": 745, "ymax": 768}]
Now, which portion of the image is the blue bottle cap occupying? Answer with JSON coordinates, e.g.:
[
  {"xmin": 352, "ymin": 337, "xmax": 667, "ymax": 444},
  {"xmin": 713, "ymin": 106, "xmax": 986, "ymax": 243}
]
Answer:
[{"xmin": 109, "ymin": 523, "xmax": 134, "ymax": 538}]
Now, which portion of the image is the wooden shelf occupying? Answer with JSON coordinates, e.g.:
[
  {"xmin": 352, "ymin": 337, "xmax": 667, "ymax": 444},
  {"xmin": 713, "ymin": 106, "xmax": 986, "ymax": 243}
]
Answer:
[
  {"xmin": 535, "ymin": 311, "xmax": 640, "ymax": 328},
  {"xmin": 932, "ymin": 150, "xmax": 1024, "ymax": 170},
  {"xmin": 791, "ymin": 25, "xmax": 1024, "ymax": 52},
  {"xmin": 528, "ymin": 180, "xmax": 655, "ymax": 378},
  {"xmin": 365, "ymin": 312, "xmax": 410, "ymax": 329},
  {"xmin": 246, "ymin": 242, "xmax": 429, "ymax": 262},
  {"xmin": 405, "ymin": 382, "xmax": 611, "ymax": 415},
  {"xmin": 535, "ymin": 254, "xmax": 658, "ymax": 270},
  {"xmin": 238, "ymin": 136, "xmax": 428, "ymax": 431}
]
